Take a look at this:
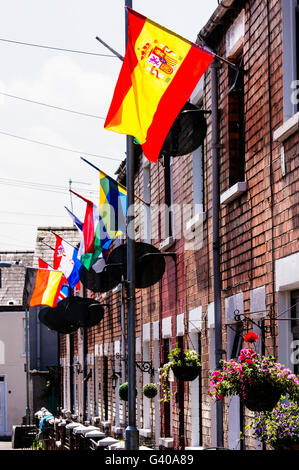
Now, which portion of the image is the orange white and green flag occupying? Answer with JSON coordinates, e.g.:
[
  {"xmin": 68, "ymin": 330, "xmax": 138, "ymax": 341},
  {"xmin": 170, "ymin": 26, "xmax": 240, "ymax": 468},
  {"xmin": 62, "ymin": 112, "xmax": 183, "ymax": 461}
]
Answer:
[{"xmin": 104, "ymin": 7, "xmax": 214, "ymax": 163}]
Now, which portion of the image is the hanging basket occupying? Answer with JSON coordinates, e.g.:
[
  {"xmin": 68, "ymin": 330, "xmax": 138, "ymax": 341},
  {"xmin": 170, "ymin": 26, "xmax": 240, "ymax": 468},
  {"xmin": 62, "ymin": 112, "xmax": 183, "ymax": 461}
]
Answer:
[
  {"xmin": 171, "ymin": 365, "xmax": 200, "ymax": 382},
  {"xmin": 118, "ymin": 383, "xmax": 138, "ymax": 401},
  {"xmin": 143, "ymin": 383, "xmax": 158, "ymax": 399},
  {"xmin": 160, "ymin": 102, "xmax": 207, "ymax": 157},
  {"xmin": 272, "ymin": 440, "xmax": 299, "ymax": 451},
  {"xmin": 242, "ymin": 383, "xmax": 282, "ymax": 412}
]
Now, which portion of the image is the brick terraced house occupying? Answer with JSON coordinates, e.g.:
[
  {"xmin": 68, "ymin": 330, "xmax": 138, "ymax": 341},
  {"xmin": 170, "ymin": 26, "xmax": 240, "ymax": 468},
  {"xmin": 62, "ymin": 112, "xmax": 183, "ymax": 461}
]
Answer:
[{"xmin": 53, "ymin": 0, "xmax": 298, "ymax": 450}]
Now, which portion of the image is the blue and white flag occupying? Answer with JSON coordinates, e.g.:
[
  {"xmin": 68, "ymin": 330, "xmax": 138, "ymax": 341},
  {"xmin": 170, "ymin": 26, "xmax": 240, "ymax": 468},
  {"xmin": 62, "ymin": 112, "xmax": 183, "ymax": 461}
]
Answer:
[
  {"xmin": 53, "ymin": 234, "xmax": 81, "ymax": 289},
  {"xmin": 65, "ymin": 206, "xmax": 83, "ymax": 232}
]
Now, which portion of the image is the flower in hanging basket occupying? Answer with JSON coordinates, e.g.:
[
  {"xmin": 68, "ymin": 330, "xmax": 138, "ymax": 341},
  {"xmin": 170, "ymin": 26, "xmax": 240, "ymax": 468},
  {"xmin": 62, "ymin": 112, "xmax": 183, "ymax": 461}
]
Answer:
[
  {"xmin": 118, "ymin": 382, "xmax": 138, "ymax": 401},
  {"xmin": 244, "ymin": 332, "xmax": 259, "ymax": 344},
  {"xmin": 249, "ymin": 396, "xmax": 299, "ymax": 450},
  {"xmin": 143, "ymin": 383, "xmax": 158, "ymax": 399},
  {"xmin": 159, "ymin": 345, "xmax": 201, "ymax": 402},
  {"xmin": 208, "ymin": 349, "xmax": 299, "ymax": 412}
]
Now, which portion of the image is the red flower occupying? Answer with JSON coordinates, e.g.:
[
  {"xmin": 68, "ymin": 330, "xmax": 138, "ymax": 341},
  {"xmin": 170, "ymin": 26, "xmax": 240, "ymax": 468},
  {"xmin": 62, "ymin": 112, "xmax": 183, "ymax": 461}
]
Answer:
[
  {"xmin": 244, "ymin": 332, "xmax": 259, "ymax": 343},
  {"xmin": 245, "ymin": 359, "xmax": 253, "ymax": 365}
]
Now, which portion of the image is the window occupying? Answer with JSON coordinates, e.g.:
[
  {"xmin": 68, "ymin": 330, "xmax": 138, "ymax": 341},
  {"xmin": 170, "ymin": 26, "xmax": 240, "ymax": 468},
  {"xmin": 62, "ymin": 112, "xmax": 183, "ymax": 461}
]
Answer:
[
  {"xmin": 163, "ymin": 155, "xmax": 174, "ymax": 239},
  {"xmin": 162, "ymin": 338, "xmax": 171, "ymax": 437},
  {"xmin": 103, "ymin": 356, "xmax": 109, "ymax": 421},
  {"xmin": 291, "ymin": 290, "xmax": 299, "ymax": 374},
  {"xmin": 143, "ymin": 157, "xmax": 151, "ymax": 243},
  {"xmin": 192, "ymin": 145, "xmax": 205, "ymax": 214},
  {"xmin": 282, "ymin": 0, "xmax": 299, "ymax": 119},
  {"xmin": 190, "ymin": 77, "xmax": 205, "ymax": 216},
  {"xmin": 230, "ymin": 321, "xmax": 244, "ymax": 359},
  {"xmin": 227, "ymin": 54, "xmax": 245, "ymax": 186}
]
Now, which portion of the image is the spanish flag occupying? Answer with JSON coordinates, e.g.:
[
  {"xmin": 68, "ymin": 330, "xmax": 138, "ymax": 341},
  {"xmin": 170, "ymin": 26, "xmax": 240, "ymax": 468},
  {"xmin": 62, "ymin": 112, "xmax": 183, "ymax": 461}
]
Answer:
[
  {"xmin": 104, "ymin": 7, "xmax": 214, "ymax": 163},
  {"xmin": 23, "ymin": 267, "xmax": 64, "ymax": 308}
]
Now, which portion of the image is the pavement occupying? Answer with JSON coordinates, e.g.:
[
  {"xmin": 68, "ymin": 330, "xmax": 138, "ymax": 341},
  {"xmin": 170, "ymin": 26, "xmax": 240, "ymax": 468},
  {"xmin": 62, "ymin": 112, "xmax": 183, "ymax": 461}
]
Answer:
[{"xmin": 0, "ymin": 439, "xmax": 13, "ymax": 451}]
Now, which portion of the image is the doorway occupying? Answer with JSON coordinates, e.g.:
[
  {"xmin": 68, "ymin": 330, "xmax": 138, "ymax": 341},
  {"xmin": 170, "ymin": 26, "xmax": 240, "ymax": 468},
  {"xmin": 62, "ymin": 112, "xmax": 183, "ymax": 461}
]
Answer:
[{"xmin": 0, "ymin": 376, "xmax": 6, "ymax": 435}]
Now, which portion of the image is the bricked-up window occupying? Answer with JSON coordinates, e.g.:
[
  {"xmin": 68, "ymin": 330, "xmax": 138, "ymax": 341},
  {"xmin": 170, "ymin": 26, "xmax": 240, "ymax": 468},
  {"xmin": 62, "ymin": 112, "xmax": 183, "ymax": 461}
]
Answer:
[{"xmin": 227, "ymin": 55, "xmax": 245, "ymax": 187}]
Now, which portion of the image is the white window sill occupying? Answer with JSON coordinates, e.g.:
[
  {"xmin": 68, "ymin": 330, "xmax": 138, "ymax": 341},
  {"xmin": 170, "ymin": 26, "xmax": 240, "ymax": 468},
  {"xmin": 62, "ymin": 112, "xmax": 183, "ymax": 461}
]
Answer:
[
  {"xmin": 112, "ymin": 284, "xmax": 121, "ymax": 293},
  {"xmin": 185, "ymin": 446, "xmax": 205, "ymax": 450},
  {"xmin": 273, "ymin": 112, "xmax": 299, "ymax": 143},
  {"xmin": 159, "ymin": 437, "xmax": 174, "ymax": 448},
  {"xmin": 220, "ymin": 181, "xmax": 247, "ymax": 205},
  {"xmin": 112, "ymin": 425, "xmax": 123, "ymax": 434},
  {"xmin": 139, "ymin": 428, "xmax": 151, "ymax": 438},
  {"xmin": 101, "ymin": 420, "xmax": 111, "ymax": 428},
  {"xmin": 159, "ymin": 236, "xmax": 174, "ymax": 251},
  {"xmin": 185, "ymin": 212, "xmax": 206, "ymax": 233}
]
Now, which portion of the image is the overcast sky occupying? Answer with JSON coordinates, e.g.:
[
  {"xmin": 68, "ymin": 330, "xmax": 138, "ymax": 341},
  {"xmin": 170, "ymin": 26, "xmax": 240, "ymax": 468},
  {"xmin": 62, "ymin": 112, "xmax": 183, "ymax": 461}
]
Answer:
[{"xmin": 0, "ymin": 0, "xmax": 218, "ymax": 253}]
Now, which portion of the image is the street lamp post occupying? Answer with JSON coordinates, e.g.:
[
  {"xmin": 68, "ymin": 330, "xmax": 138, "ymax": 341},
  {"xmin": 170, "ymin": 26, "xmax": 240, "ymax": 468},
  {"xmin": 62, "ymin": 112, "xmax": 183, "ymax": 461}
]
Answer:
[{"xmin": 124, "ymin": 0, "xmax": 139, "ymax": 451}]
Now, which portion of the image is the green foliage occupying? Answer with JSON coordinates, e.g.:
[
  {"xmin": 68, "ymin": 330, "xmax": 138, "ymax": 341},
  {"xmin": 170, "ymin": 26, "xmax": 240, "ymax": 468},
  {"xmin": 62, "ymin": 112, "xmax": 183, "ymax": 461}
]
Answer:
[
  {"xmin": 159, "ymin": 344, "xmax": 201, "ymax": 402},
  {"xmin": 30, "ymin": 438, "xmax": 44, "ymax": 450},
  {"xmin": 118, "ymin": 382, "xmax": 138, "ymax": 401},
  {"xmin": 248, "ymin": 396, "xmax": 299, "ymax": 449},
  {"xmin": 143, "ymin": 383, "xmax": 158, "ymax": 399}
]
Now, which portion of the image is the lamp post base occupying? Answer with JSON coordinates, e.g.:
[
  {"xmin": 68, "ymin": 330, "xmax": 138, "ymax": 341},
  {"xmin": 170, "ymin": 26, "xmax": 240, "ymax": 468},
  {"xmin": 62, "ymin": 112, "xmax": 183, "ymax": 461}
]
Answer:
[{"xmin": 125, "ymin": 426, "xmax": 139, "ymax": 450}]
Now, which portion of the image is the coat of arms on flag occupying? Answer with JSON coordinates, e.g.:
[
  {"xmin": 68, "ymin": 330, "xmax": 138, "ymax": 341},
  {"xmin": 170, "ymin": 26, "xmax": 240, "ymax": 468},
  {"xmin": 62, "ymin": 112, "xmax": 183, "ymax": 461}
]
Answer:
[{"xmin": 104, "ymin": 7, "xmax": 214, "ymax": 163}]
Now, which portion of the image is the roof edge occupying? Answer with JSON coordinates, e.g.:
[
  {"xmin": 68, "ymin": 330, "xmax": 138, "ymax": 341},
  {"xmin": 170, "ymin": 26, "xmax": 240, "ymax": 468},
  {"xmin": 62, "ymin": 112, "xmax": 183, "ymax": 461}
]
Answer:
[{"xmin": 199, "ymin": 0, "xmax": 236, "ymax": 41}]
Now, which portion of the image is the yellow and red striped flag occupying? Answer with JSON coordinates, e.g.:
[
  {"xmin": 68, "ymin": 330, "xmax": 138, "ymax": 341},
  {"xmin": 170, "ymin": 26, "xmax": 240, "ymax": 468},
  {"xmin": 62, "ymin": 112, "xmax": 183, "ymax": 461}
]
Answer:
[{"xmin": 104, "ymin": 7, "xmax": 214, "ymax": 163}]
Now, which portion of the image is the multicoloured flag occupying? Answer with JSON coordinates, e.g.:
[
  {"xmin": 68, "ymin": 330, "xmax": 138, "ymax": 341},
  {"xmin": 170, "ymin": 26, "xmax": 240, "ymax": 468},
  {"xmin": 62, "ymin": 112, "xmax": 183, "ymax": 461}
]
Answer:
[
  {"xmin": 70, "ymin": 190, "xmax": 110, "ymax": 270},
  {"xmin": 104, "ymin": 7, "xmax": 214, "ymax": 163},
  {"xmin": 23, "ymin": 267, "xmax": 64, "ymax": 308},
  {"xmin": 52, "ymin": 233, "xmax": 81, "ymax": 289},
  {"xmin": 99, "ymin": 170, "xmax": 127, "ymax": 241}
]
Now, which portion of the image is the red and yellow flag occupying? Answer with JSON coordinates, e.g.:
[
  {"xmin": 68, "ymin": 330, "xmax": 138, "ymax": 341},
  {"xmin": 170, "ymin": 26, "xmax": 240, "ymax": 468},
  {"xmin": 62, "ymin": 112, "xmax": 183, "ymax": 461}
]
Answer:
[
  {"xmin": 104, "ymin": 7, "xmax": 214, "ymax": 163},
  {"xmin": 23, "ymin": 267, "xmax": 64, "ymax": 308}
]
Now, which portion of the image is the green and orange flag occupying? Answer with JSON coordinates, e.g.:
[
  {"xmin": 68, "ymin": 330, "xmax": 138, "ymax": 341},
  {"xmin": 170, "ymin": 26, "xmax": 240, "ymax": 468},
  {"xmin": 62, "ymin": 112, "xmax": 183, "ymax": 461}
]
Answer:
[{"xmin": 104, "ymin": 7, "xmax": 214, "ymax": 163}]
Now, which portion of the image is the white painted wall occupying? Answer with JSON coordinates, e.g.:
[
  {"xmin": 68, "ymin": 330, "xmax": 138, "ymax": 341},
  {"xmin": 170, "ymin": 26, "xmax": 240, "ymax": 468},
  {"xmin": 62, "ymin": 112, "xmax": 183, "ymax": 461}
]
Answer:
[{"xmin": 0, "ymin": 311, "xmax": 26, "ymax": 436}]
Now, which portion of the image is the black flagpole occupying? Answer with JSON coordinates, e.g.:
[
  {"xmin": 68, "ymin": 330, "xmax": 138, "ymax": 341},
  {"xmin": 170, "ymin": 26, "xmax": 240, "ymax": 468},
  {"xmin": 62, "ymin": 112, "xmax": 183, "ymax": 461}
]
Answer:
[{"xmin": 124, "ymin": 0, "xmax": 139, "ymax": 451}]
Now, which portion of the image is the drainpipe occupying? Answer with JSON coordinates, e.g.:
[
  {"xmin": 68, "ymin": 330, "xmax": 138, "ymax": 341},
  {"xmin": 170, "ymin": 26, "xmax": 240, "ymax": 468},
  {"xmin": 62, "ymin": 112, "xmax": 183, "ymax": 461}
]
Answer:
[
  {"xmin": 211, "ymin": 58, "xmax": 224, "ymax": 449},
  {"xmin": 120, "ymin": 279, "xmax": 126, "ymax": 429}
]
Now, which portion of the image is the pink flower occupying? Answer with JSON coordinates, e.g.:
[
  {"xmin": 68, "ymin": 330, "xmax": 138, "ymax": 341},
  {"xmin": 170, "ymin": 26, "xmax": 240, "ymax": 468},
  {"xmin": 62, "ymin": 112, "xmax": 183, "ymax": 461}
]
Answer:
[
  {"xmin": 238, "ymin": 348, "xmax": 256, "ymax": 363},
  {"xmin": 287, "ymin": 374, "xmax": 297, "ymax": 380},
  {"xmin": 216, "ymin": 394, "xmax": 224, "ymax": 401}
]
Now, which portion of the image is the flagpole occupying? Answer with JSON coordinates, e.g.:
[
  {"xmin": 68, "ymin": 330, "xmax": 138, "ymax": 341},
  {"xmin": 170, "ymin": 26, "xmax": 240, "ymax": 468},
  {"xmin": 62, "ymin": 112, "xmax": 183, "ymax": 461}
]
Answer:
[
  {"xmin": 80, "ymin": 156, "xmax": 149, "ymax": 206},
  {"xmin": 95, "ymin": 36, "xmax": 124, "ymax": 61},
  {"xmin": 124, "ymin": 0, "xmax": 139, "ymax": 451}
]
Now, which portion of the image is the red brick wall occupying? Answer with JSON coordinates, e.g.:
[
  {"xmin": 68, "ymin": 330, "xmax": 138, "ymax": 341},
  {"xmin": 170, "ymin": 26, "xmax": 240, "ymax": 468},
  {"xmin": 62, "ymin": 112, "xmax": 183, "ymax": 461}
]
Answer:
[{"xmin": 56, "ymin": 0, "xmax": 298, "ymax": 450}]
